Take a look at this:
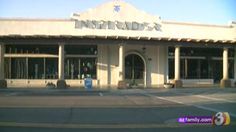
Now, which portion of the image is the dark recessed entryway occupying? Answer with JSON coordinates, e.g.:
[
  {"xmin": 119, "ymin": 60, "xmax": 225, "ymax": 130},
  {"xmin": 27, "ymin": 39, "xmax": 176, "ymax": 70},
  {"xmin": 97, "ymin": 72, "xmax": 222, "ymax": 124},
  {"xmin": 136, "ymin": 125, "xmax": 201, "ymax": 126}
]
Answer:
[{"xmin": 125, "ymin": 54, "xmax": 144, "ymax": 87}]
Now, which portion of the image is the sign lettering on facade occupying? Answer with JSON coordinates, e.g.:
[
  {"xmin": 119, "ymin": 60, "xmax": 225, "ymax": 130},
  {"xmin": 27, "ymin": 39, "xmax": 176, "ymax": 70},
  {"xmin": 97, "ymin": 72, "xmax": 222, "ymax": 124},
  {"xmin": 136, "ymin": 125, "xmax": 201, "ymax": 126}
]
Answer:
[{"xmin": 75, "ymin": 20, "xmax": 161, "ymax": 31}]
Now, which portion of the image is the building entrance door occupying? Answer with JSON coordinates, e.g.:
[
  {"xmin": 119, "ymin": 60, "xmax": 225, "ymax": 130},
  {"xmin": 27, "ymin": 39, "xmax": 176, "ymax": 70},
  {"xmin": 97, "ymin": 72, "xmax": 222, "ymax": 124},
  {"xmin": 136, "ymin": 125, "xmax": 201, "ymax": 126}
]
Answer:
[{"xmin": 125, "ymin": 54, "xmax": 144, "ymax": 87}]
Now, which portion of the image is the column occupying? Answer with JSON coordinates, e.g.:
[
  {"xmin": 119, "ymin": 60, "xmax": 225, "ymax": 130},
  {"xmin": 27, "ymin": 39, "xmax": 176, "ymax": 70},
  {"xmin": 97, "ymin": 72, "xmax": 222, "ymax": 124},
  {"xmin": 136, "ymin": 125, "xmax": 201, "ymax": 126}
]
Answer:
[
  {"xmin": 117, "ymin": 44, "xmax": 126, "ymax": 89},
  {"xmin": 166, "ymin": 46, "xmax": 169, "ymax": 83},
  {"xmin": 107, "ymin": 45, "xmax": 111, "ymax": 87},
  {"xmin": 234, "ymin": 47, "xmax": 236, "ymax": 84},
  {"xmin": 220, "ymin": 48, "xmax": 231, "ymax": 87},
  {"xmin": 0, "ymin": 44, "xmax": 7, "ymax": 88},
  {"xmin": 223, "ymin": 48, "xmax": 229, "ymax": 80},
  {"xmin": 57, "ymin": 43, "xmax": 67, "ymax": 88},
  {"xmin": 119, "ymin": 45, "xmax": 125, "ymax": 80},
  {"xmin": 174, "ymin": 46, "xmax": 182, "ymax": 87},
  {"xmin": 58, "ymin": 43, "xmax": 64, "ymax": 80}
]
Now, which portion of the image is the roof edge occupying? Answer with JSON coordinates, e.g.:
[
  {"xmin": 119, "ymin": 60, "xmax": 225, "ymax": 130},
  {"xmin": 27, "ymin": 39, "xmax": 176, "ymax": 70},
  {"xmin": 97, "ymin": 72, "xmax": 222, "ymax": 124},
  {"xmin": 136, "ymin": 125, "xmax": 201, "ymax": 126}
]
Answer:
[
  {"xmin": 0, "ymin": 17, "xmax": 72, "ymax": 21},
  {"xmin": 162, "ymin": 20, "xmax": 232, "ymax": 28}
]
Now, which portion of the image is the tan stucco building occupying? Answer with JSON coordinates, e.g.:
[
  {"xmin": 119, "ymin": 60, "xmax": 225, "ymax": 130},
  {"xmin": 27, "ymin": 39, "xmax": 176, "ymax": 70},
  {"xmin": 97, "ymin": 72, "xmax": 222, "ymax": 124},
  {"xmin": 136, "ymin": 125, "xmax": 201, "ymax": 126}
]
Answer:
[{"xmin": 0, "ymin": 1, "xmax": 236, "ymax": 89}]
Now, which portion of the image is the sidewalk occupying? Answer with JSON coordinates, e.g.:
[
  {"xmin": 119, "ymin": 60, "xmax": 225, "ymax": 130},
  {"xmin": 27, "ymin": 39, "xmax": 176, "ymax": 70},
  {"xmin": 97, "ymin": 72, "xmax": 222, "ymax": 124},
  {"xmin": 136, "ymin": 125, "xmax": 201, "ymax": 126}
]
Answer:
[{"xmin": 0, "ymin": 87, "xmax": 110, "ymax": 94}]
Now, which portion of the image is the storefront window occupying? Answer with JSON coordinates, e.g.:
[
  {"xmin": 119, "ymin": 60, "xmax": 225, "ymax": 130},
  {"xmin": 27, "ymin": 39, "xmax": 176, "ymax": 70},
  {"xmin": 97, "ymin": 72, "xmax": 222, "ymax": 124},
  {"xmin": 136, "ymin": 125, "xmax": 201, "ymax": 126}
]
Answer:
[
  {"xmin": 5, "ymin": 45, "xmax": 58, "ymax": 54},
  {"xmin": 5, "ymin": 45, "xmax": 58, "ymax": 79},
  {"xmin": 64, "ymin": 45, "xmax": 97, "ymax": 79},
  {"xmin": 168, "ymin": 47, "xmax": 234, "ymax": 81},
  {"xmin": 229, "ymin": 60, "xmax": 234, "ymax": 79},
  {"xmin": 65, "ymin": 58, "xmax": 97, "ymax": 79},
  {"xmin": 28, "ymin": 58, "xmax": 44, "ymax": 79},
  {"xmin": 186, "ymin": 59, "xmax": 199, "ymax": 79},
  {"xmin": 65, "ymin": 45, "xmax": 97, "ymax": 55},
  {"xmin": 45, "ymin": 58, "xmax": 58, "ymax": 79},
  {"xmin": 5, "ymin": 45, "xmax": 97, "ymax": 80},
  {"xmin": 4, "ymin": 58, "xmax": 11, "ymax": 79},
  {"xmin": 200, "ymin": 59, "xmax": 209, "ymax": 79},
  {"xmin": 6, "ymin": 58, "xmax": 27, "ymax": 79},
  {"xmin": 168, "ymin": 58, "xmax": 174, "ymax": 79},
  {"xmin": 5, "ymin": 57, "xmax": 58, "ymax": 79},
  {"xmin": 80, "ymin": 58, "xmax": 97, "ymax": 79}
]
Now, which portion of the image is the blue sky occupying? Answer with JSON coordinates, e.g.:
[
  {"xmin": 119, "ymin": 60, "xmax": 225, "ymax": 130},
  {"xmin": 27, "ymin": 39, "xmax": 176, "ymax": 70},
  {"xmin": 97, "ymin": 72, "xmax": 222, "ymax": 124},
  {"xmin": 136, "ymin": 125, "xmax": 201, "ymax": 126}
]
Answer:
[{"xmin": 0, "ymin": 0, "xmax": 235, "ymax": 25}]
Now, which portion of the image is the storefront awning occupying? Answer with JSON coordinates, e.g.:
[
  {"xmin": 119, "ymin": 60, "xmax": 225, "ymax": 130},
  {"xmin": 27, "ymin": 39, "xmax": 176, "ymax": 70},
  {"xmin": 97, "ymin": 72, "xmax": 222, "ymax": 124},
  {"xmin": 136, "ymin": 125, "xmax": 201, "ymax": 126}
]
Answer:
[{"xmin": 1, "ymin": 34, "xmax": 235, "ymax": 44}]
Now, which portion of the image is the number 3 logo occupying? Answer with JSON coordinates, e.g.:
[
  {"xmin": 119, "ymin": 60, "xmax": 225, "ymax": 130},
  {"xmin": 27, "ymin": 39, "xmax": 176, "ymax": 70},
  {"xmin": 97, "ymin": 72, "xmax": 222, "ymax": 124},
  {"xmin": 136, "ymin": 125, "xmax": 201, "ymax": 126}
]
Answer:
[{"xmin": 213, "ymin": 112, "xmax": 225, "ymax": 126}]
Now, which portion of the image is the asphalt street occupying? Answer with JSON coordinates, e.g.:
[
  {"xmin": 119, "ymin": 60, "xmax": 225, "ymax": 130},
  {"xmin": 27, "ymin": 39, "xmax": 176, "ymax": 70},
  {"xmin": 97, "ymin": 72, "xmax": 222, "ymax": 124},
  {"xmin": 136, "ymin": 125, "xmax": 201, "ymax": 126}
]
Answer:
[{"xmin": 0, "ymin": 88, "xmax": 235, "ymax": 132}]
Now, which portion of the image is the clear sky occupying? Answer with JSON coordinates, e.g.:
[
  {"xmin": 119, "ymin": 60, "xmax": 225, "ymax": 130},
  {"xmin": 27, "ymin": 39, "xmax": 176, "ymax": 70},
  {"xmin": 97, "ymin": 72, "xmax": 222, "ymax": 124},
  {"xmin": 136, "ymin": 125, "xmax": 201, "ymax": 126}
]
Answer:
[{"xmin": 0, "ymin": 0, "xmax": 235, "ymax": 25}]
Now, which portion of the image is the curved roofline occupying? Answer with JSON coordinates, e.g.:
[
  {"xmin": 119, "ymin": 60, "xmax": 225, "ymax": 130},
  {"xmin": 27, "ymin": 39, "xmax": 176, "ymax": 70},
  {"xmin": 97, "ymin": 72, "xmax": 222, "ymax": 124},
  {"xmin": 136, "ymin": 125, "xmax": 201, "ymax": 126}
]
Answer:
[{"xmin": 0, "ymin": 17, "xmax": 232, "ymax": 28}]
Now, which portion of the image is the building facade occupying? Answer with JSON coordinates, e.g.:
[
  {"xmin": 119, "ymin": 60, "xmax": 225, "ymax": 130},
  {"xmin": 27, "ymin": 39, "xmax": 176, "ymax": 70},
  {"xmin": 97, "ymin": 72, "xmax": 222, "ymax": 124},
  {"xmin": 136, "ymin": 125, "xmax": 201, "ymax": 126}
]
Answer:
[{"xmin": 0, "ymin": 1, "xmax": 236, "ymax": 88}]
